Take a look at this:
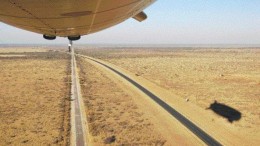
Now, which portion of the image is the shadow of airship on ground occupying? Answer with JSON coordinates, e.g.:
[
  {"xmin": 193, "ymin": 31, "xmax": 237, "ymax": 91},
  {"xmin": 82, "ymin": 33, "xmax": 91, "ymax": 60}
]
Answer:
[{"xmin": 207, "ymin": 101, "xmax": 242, "ymax": 123}]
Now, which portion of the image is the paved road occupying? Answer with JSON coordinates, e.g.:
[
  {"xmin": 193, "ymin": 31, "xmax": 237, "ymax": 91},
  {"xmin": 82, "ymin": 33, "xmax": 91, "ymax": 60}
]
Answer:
[
  {"xmin": 70, "ymin": 49, "xmax": 87, "ymax": 146},
  {"xmin": 80, "ymin": 55, "xmax": 222, "ymax": 146}
]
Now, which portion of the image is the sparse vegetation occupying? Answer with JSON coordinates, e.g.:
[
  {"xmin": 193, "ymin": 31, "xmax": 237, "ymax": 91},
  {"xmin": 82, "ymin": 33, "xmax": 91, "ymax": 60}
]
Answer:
[
  {"xmin": 0, "ymin": 48, "xmax": 71, "ymax": 145},
  {"xmin": 77, "ymin": 57, "xmax": 166, "ymax": 145},
  {"xmin": 1, "ymin": 47, "xmax": 259, "ymax": 145},
  {"xmin": 76, "ymin": 47, "xmax": 260, "ymax": 144}
]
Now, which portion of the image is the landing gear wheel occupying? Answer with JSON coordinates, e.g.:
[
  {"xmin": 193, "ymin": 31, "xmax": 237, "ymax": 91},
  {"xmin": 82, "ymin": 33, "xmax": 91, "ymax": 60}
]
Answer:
[
  {"xmin": 43, "ymin": 34, "xmax": 56, "ymax": 40},
  {"xmin": 68, "ymin": 35, "xmax": 81, "ymax": 41}
]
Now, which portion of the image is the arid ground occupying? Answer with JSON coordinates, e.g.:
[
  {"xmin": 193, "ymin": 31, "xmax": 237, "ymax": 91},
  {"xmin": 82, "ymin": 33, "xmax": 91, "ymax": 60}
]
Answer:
[
  {"xmin": 76, "ymin": 47, "xmax": 260, "ymax": 145},
  {"xmin": 1, "ymin": 47, "xmax": 259, "ymax": 145},
  {"xmin": 0, "ymin": 48, "xmax": 71, "ymax": 145},
  {"xmin": 77, "ymin": 57, "xmax": 165, "ymax": 145},
  {"xmin": 76, "ymin": 57, "xmax": 205, "ymax": 145}
]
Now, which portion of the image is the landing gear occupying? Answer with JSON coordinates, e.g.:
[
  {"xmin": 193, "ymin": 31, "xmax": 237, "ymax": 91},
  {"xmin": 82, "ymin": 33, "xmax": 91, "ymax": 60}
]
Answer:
[
  {"xmin": 43, "ymin": 34, "xmax": 56, "ymax": 40},
  {"xmin": 67, "ymin": 35, "xmax": 80, "ymax": 52},
  {"xmin": 68, "ymin": 35, "xmax": 81, "ymax": 41}
]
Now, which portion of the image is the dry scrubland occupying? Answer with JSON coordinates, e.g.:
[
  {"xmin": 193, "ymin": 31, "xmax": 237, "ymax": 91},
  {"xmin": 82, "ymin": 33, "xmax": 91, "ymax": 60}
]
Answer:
[
  {"xmin": 1, "ymin": 47, "xmax": 259, "ymax": 145},
  {"xmin": 76, "ymin": 47, "xmax": 260, "ymax": 142},
  {"xmin": 77, "ymin": 57, "xmax": 166, "ymax": 145},
  {"xmin": 0, "ymin": 48, "xmax": 70, "ymax": 145}
]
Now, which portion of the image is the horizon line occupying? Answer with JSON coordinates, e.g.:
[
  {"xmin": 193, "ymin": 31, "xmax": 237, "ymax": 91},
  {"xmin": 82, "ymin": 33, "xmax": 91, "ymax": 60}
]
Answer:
[{"xmin": 1, "ymin": 43, "xmax": 260, "ymax": 48}]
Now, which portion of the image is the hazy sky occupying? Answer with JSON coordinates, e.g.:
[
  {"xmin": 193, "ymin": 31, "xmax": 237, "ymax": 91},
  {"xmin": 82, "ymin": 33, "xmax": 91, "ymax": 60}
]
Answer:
[{"xmin": 0, "ymin": 0, "xmax": 260, "ymax": 45}]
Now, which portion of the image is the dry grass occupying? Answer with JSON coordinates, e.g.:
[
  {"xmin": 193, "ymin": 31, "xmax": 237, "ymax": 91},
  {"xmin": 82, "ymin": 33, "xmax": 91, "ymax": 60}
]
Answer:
[
  {"xmin": 0, "ymin": 49, "xmax": 71, "ymax": 145},
  {"xmin": 76, "ymin": 47, "xmax": 260, "ymax": 142},
  {"xmin": 77, "ymin": 57, "xmax": 166, "ymax": 145}
]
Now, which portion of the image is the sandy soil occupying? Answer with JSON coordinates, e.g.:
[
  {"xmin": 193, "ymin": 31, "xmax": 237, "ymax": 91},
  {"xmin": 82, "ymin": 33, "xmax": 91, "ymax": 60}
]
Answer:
[
  {"xmin": 77, "ymin": 57, "xmax": 204, "ymax": 145},
  {"xmin": 0, "ymin": 49, "xmax": 71, "ymax": 145},
  {"xmin": 76, "ymin": 47, "xmax": 260, "ymax": 145}
]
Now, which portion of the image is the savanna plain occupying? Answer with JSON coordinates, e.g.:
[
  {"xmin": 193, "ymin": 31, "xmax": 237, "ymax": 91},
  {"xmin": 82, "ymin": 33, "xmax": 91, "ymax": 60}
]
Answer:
[
  {"xmin": 76, "ymin": 47, "xmax": 260, "ymax": 145},
  {"xmin": 0, "ymin": 48, "xmax": 71, "ymax": 145},
  {"xmin": 0, "ymin": 47, "xmax": 259, "ymax": 145}
]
